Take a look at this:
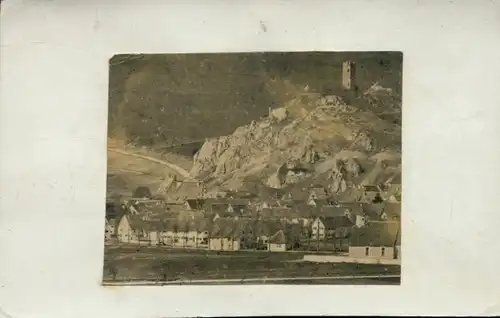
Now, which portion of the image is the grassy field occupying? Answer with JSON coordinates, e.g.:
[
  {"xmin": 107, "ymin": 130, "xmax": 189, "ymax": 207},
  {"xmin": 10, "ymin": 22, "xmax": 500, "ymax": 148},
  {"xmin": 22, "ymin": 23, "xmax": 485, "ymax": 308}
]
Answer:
[{"xmin": 102, "ymin": 245, "xmax": 400, "ymax": 284}]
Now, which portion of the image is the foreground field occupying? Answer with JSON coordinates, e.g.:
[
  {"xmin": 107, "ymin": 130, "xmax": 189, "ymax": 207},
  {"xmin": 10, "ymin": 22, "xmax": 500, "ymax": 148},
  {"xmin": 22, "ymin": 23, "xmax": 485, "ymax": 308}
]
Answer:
[{"xmin": 103, "ymin": 246, "xmax": 400, "ymax": 285}]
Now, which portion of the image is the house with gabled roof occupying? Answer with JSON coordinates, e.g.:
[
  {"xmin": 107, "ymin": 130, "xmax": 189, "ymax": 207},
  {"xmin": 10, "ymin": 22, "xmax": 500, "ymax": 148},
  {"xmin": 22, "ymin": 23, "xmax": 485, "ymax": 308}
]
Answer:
[
  {"xmin": 209, "ymin": 219, "xmax": 244, "ymax": 251},
  {"xmin": 308, "ymin": 185, "xmax": 329, "ymax": 202},
  {"xmin": 337, "ymin": 187, "xmax": 364, "ymax": 202},
  {"xmin": 210, "ymin": 203, "xmax": 242, "ymax": 221},
  {"xmin": 258, "ymin": 200, "xmax": 281, "ymax": 211},
  {"xmin": 251, "ymin": 219, "xmax": 284, "ymax": 250},
  {"xmin": 360, "ymin": 203, "xmax": 385, "ymax": 222},
  {"xmin": 259, "ymin": 207, "xmax": 291, "ymax": 221},
  {"xmin": 183, "ymin": 217, "xmax": 212, "ymax": 248},
  {"xmin": 116, "ymin": 214, "xmax": 164, "ymax": 246},
  {"xmin": 349, "ymin": 221, "xmax": 401, "ymax": 259},
  {"xmin": 184, "ymin": 199, "xmax": 207, "ymax": 211},
  {"xmin": 379, "ymin": 202, "xmax": 401, "ymax": 221},
  {"xmin": 307, "ymin": 197, "xmax": 337, "ymax": 207},
  {"xmin": 311, "ymin": 215, "xmax": 354, "ymax": 240},
  {"xmin": 268, "ymin": 230, "xmax": 287, "ymax": 252}
]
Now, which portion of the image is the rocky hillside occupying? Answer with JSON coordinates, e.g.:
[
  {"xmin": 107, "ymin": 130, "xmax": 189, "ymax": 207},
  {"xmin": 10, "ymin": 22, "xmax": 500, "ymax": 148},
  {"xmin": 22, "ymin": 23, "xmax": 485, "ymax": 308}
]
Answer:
[
  {"xmin": 108, "ymin": 52, "xmax": 402, "ymax": 155},
  {"xmin": 188, "ymin": 85, "xmax": 401, "ymax": 198}
]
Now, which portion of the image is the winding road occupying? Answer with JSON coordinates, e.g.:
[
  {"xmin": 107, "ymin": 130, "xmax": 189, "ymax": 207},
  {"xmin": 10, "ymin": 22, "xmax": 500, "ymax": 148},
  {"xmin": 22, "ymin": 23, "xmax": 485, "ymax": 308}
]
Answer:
[{"xmin": 108, "ymin": 147, "xmax": 195, "ymax": 180}]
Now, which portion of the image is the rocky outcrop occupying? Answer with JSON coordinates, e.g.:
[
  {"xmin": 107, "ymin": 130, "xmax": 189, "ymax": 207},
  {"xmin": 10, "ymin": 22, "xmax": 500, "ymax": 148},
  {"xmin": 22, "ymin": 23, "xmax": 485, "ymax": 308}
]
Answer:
[{"xmin": 188, "ymin": 92, "xmax": 401, "ymax": 194}]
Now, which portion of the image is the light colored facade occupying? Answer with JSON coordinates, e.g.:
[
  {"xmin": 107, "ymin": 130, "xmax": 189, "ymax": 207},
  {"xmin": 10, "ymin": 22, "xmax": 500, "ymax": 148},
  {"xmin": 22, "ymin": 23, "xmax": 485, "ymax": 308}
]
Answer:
[
  {"xmin": 116, "ymin": 215, "xmax": 161, "ymax": 246},
  {"xmin": 209, "ymin": 237, "xmax": 223, "ymax": 251},
  {"xmin": 268, "ymin": 242, "xmax": 286, "ymax": 252},
  {"xmin": 343, "ymin": 210, "xmax": 366, "ymax": 228},
  {"xmin": 209, "ymin": 237, "xmax": 240, "ymax": 251},
  {"xmin": 311, "ymin": 217, "xmax": 326, "ymax": 240},
  {"xmin": 186, "ymin": 230, "xmax": 198, "ymax": 248},
  {"xmin": 161, "ymin": 230, "xmax": 175, "ymax": 246},
  {"xmin": 349, "ymin": 246, "xmax": 401, "ymax": 260},
  {"xmin": 116, "ymin": 215, "xmax": 140, "ymax": 244},
  {"xmin": 174, "ymin": 231, "xmax": 187, "ymax": 247},
  {"xmin": 268, "ymin": 230, "xmax": 287, "ymax": 252},
  {"xmin": 105, "ymin": 219, "xmax": 116, "ymax": 240},
  {"xmin": 197, "ymin": 229, "xmax": 210, "ymax": 248}
]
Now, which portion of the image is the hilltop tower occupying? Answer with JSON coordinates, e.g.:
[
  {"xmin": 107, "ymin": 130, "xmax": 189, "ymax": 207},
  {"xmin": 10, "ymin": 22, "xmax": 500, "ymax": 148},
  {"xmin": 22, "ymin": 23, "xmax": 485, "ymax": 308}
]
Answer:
[{"xmin": 342, "ymin": 60, "xmax": 357, "ymax": 90}]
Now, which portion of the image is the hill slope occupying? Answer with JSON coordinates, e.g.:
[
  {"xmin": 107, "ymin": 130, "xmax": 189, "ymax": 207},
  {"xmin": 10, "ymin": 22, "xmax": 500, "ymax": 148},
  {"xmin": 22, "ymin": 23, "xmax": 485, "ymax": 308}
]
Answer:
[{"xmin": 187, "ymin": 86, "xmax": 401, "ymax": 198}]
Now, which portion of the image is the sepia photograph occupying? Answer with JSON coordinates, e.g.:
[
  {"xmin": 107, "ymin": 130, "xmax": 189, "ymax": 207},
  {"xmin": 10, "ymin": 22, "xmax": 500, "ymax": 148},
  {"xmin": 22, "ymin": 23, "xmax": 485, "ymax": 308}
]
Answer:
[{"xmin": 103, "ymin": 52, "xmax": 402, "ymax": 285}]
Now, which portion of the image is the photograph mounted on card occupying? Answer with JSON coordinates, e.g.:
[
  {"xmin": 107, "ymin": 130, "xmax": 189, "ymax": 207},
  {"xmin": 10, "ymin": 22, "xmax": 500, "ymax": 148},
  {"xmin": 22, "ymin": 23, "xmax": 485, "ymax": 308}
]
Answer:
[{"xmin": 103, "ymin": 52, "xmax": 402, "ymax": 285}]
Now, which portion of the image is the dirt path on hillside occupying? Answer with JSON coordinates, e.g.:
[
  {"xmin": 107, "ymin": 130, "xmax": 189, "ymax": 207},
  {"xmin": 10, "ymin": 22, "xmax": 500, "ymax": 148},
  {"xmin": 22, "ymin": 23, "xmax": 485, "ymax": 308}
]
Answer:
[{"xmin": 108, "ymin": 148, "xmax": 194, "ymax": 180}]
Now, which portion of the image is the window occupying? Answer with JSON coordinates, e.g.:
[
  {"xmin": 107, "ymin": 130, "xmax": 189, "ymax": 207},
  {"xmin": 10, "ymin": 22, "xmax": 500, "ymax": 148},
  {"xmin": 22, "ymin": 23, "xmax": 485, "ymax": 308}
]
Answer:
[
  {"xmin": 365, "ymin": 247, "xmax": 369, "ymax": 256},
  {"xmin": 381, "ymin": 247, "xmax": 385, "ymax": 257}
]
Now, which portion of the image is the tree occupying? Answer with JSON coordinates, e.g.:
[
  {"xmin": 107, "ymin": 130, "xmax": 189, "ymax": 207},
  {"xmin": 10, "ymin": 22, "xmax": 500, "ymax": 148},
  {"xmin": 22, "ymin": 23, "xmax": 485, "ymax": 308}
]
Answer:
[
  {"xmin": 372, "ymin": 192, "xmax": 384, "ymax": 203},
  {"xmin": 134, "ymin": 186, "xmax": 152, "ymax": 199}
]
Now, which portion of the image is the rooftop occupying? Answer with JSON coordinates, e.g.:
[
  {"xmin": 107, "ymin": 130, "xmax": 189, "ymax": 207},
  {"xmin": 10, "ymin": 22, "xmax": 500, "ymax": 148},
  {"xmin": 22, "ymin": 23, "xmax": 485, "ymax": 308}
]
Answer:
[{"xmin": 350, "ymin": 221, "xmax": 401, "ymax": 247}]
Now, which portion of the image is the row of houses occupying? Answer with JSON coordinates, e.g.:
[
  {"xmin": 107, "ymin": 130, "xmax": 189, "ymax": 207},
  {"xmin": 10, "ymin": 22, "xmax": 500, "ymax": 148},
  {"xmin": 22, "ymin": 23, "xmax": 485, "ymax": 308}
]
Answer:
[
  {"xmin": 119, "ymin": 195, "xmax": 400, "ymax": 223},
  {"xmin": 107, "ymin": 209, "xmax": 401, "ymax": 259},
  {"xmin": 112, "ymin": 214, "xmax": 303, "ymax": 252}
]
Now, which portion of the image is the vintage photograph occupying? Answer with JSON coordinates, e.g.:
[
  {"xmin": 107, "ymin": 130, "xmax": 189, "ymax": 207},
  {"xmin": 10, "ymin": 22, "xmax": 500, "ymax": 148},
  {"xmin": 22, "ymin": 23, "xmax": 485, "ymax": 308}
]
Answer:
[{"xmin": 103, "ymin": 52, "xmax": 402, "ymax": 285}]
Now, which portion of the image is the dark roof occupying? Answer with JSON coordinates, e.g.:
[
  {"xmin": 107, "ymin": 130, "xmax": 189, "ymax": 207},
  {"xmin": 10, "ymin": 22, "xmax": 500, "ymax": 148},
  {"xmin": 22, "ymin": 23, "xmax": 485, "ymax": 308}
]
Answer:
[
  {"xmin": 229, "ymin": 204, "xmax": 247, "ymax": 214},
  {"xmin": 210, "ymin": 218, "xmax": 250, "ymax": 239},
  {"xmin": 337, "ymin": 188, "xmax": 364, "ymax": 202},
  {"xmin": 360, "ymin": 203, "xmax": 385, "ymax": 219},
  {"xmin": 319, "ymin": 206, "xmax": 348, "ymax": 218},
  {"xmin": 210, "ymin": 203, "xmax": 230, "ymax": 214},
  {"xmin": 196, "ymin": 218, "xmax": 211, "ymax": 232},
  {"xmin": 125, "ymin": 215, "xmax": 165, "ymax": 232},
  {"xmin": 381, "ymin": 202, "xmax": 401, "ymax": 220},
  {"xmin": 387, "ymin": 172, "xmax": 401, "ymax": 185},
  {"xmin": 363, "ymin": 185, "xmax": 381, "ymax": 192},
  {"xmin": 105, "ymin": 202, "xmax": 124, "ymax": 221},
  {"xmin": 285, "ymin": 224, "xmax": 303, "ymax": 241},
  {"xmin": 261, "ymin": 200, "xmax": 282, "ymax": 208},
  {"xmin": 133, "ymin": 186, "xmax": 152, "ymax": 199},
  {"xmin": 320, "ymin": 216, "xmax": 354, "ymax": 229},
  {"xmin": 291, "ymin": 204, "xmax": 320, "ymax": 217},
  {"xmin": 309, "ymin": 198, "xmax": 336, "ymax": 207},
  {"xmin": 218, "ymin": 199, "xmax": 251, "ymax": 206},
  {"xmin": 350, "ymin": 221, "xmax": 401, "ymax": 247},
  {"xmin": 210, "ymin": 218, "xmax": 234, "ymax": 237},
  {"xmin": 278, "ymin": 199, "xmax": 305, "ymax": 208},
  {"xmin": 185, "ymin": 199, "xmax": 206, "ymax": 210},
  {"xmin": 106, "ymin": 218, "xmax": 117, "ymax": 227},
  {"xmin": 261, "ymin": 207, "xmax": 292, "ymax": 218},
  {"xmin": 287, "ymin": 187, "xmax": 309, "ymax": 200},
  {"xmin": 252, "ymin": 219, "xmax": 283, "ymax": 237}
]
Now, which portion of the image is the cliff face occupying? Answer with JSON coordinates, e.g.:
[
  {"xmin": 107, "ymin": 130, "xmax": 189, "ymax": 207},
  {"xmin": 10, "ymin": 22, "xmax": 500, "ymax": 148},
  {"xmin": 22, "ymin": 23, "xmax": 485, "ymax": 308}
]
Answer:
[{"xmin": 189, "ymin": 87, "xmax": 401, "ymax": 196}]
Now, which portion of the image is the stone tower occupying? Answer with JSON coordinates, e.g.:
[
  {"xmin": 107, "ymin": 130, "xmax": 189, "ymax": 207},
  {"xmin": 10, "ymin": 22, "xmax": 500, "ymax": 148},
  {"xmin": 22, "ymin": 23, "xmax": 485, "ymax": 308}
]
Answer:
[{"xmin": 342, "ymin": 60, "xmax": 356, "ymax": 90}]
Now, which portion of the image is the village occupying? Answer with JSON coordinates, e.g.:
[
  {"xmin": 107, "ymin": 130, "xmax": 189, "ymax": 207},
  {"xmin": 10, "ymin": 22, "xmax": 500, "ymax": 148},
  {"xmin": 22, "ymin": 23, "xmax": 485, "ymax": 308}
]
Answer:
[{"xmin": 105, "ymin": 177, "xmax": 401, "ymax": 262}]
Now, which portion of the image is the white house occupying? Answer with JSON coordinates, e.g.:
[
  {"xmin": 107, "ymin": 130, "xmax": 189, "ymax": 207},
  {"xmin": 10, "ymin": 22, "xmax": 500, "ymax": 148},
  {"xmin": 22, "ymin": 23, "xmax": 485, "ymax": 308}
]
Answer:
[
  {"xmin": 268, "ymin": 229, "xmax": 287, "ymax": 252},
  {"xmin": 105, "ymin": 218, "xmax": 117, "ymax": 241},
  {"xmin": 311, "ymin": 216, "xmax": 354, "ymax": 240},
  {"xmin": 349, "ymin": 221, "xmax": 401, "ymax": 260},
  {"xmin": 116, "ymin": 215, "xmax": 162, "ymax": 246}
]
